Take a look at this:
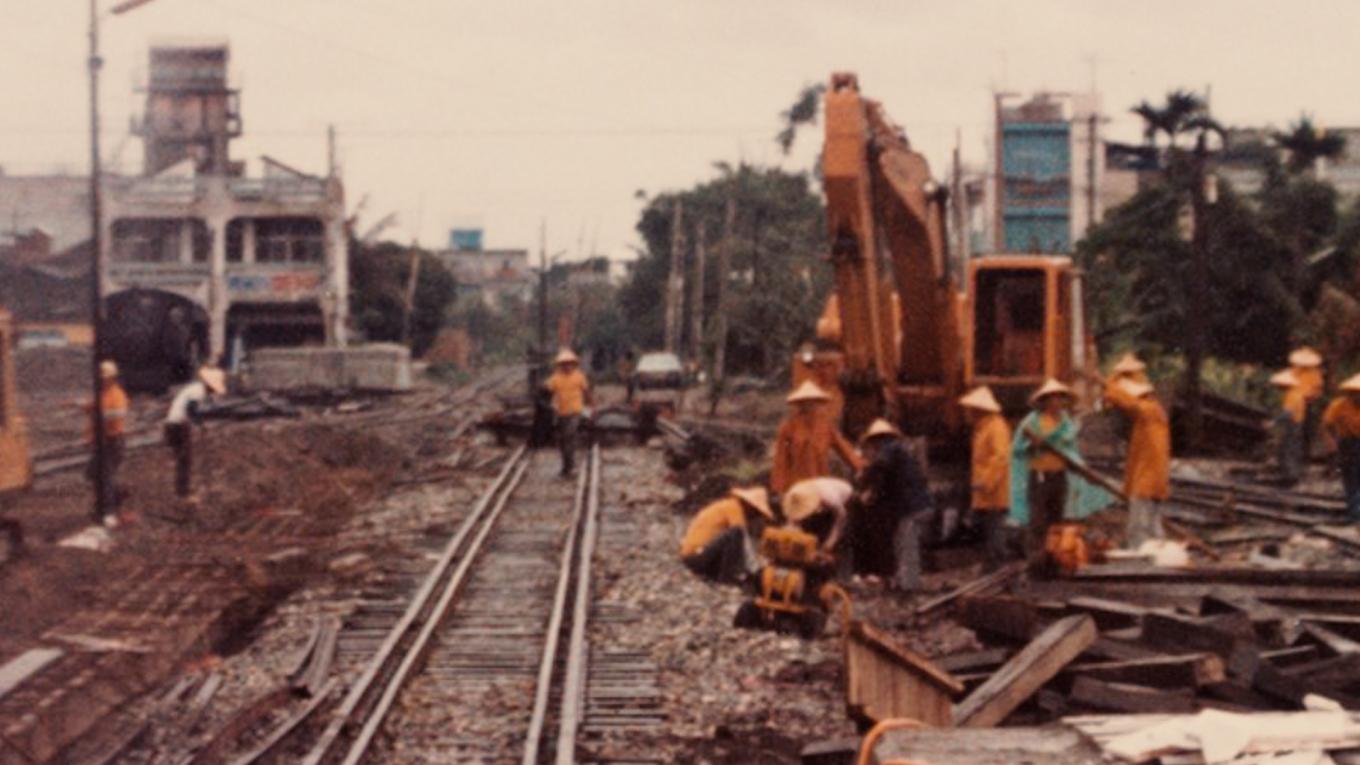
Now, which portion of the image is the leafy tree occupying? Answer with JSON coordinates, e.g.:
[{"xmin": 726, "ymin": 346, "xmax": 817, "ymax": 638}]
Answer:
[
  {"xmin": 349, "ymin": 239, "xmax": 456, "ymax": 357},
  {"xmin": 1273, "ymin": 116, "xmax": 1347, "ymax": 175},
  {"xmin": 619, "ymin": 163, "xmax": 828, "ymax": 378},
  {"xmin": 777, "ymin": 82, "xmax": 826, "ymax": 155},
  {"xmin": 1078, "ymin": 179, "xmax": 1295, "ymax": 366}
]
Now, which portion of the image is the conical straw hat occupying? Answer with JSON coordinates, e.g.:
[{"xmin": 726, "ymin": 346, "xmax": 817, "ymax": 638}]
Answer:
[
  {"xmin": 1120, "ymin": 379, "xmax": 1154, "ymax": 398},
  {"xmin": 1029, "ymin": 378, "xmax": 1074, "ymax": 404},
  {"xmin": 786, "ymin": 380, "xmax": 831, "ymax": 403},
  {"xmin": 730, "ymin": 486, "xmax": 773, "ymax": 520},
  {"xmin": 859, "ymin": 418, "xmax": 901, "ymax": 443},
  {"xmin": 782, "ymin": 482, "xmax": 823, "ymax": 523},
  {"xmin": 1289, "ymin": 347, "xmax": 1322, "ymax": 367},
  {"xmin": 553, "ymin": 348, "xmax": 579, "ymax": 365},
  {"xmin": 1340, "ymin": 373, "xmax": 1360, "ymax": 393},
  {"xmin": 1112, "ymin": 353, "xmax": 1147, "ymax": 375},
  {"xmin": 959, "ymin": 386, "xmax": 1002, "ymax": 414},
  {"xmin": 1269, "ymin": 369, "xmax": 1300, "ymax": 388}
]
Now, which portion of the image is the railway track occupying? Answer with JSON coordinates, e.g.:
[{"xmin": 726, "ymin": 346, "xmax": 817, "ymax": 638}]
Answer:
[{"xmin": 243, "ymin": 442, "xmax": 656, "ymax": 765}]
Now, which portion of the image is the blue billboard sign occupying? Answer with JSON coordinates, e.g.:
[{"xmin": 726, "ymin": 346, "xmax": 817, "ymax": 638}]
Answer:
[{"xmin": 450, "ymin": 228, "xmax": 483, "ymax": 251}]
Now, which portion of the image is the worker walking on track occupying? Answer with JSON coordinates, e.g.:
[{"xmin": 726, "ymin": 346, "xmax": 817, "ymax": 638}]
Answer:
[
  {"xmin": 854, "ymin": 418, "xmax": 932, "ymax": 590},
  {"xmin": 1271, "ymin": 369, "xmax": 1306, "ymax": 485},
  {"xmin": 1106, "ymin": 378, "xmax": 1171, "ymax": 548},
  {"xmin": 960, "ymin": 386, "xmax": 1012, "ymax": 568},
  {"xmin": 544, "ymin": 349, "xmax": 592, "ymax": 478},
  {"xmin": 1010, "ymin": 379, "xmax": 1079, "ymax": 553},
  {"xmin": 84, "ymin": 360, "xmax": 129, "ymax": 523},
  {"xmin": 163, "ymin": 366, "xmax": 227, "ymax": 500},
  {"xmin": 679, "ymin": 486, "xmax": 773, "ymax": 584},
  {"xmin": 1322, "ymin": 374, "xmax": 1360, "ymax": 522},
  {"xmin": 782, "ymin": 477, "xmax": 853, "ymax": 558},
  {"xmin": 770, "ymin": 380, "xmax": 861, "ymax": 495}
]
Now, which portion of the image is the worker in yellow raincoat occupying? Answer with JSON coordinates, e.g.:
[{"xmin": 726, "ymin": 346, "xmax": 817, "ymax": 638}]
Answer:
[
  {"xmin": 544, "ymin": 348, "xmax": 592, "ymax": 478},
  {"xmin": 84, "ymin": 360, "xmax": 129, "ymax": 522},
  {"xmin": 1105, "ymin": 378, "xmax": 1171, "ymax": 548},
  {"xmin": 1322, "ymin": 374, "xmax": 1360, "ymax": 523},
  {"xmin": 960, "ymin": 386, "xmax": 1012, "ymax": 568},
  {"xmin": 770, "ymin": 381, "xmax": 862, "ymax": 495},
  {"xmin": 679, "ymin": 487, "xmax": 774, "ymax": 584},
  {"xmin": 1291, "ymin": 346, "xmax": 1325, "ymax": 459},
  {"xmin": 1270, "ymin": 369, "xmax": 1306, "ymax": 485}
]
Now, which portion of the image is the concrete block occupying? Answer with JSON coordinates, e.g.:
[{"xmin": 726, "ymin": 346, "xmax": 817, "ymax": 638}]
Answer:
[{"xmin": 243, "ymin": 343, "xmax": 411, "ymax": 392}]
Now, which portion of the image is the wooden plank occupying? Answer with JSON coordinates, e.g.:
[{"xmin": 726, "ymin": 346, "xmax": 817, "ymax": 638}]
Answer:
[
  {"xmin": 1029, "ymin": 580, "xmax": 1360, "ymax": 614},
  {"xmin": 1141, "ymin": 611, "xmax": 1251, "ymax": 659},
  {"xmin": 1068, "ymin": 676, "xmax": 1195, "ymax": 714},
  {"xmin": 914, "ymin": 561, "xmax": 1025, "ymax": 617},
  {"xmin": 0, "ymin": 648, "xmax": 63, "ymax": 701},
  {"xmin": 844, "ymin": 621, "xmax": 962, "ymax": 728},
  {"xmin": 1064, "ymin": 653, "xmax": 1225, "ymax": 688},
  {"xmin": 1064, "ymin": 597, "xmax": 1151, "ymax": 631},
  {"xmin": 959, "ymin": 595, "xmax": 1040, "ymax": 642},
  {"xmin": 953, "ymin": 615, "xmax": 1097, "ymax": 728},
  {"xmin": 935, "ymin": 648, "xmax": 1012, "ymax": 674},
  {"xmin": 1082, "ymin": 636, "xmax": 1164, "ymax": 663}
]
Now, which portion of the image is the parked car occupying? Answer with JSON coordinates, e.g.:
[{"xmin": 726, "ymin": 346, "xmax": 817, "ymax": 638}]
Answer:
[{"xmin": 631, "ymin": 351, "xmax": 687, "ymax": 421}]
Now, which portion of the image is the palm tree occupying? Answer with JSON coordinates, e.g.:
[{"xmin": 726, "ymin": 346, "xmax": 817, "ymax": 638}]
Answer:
[
  {"xmin": 1130, "ymin": 89, "xmax": 1223, "ymax": 168},
  {"xmin": 1273, "ymin": 115, "xmax": 1347, "ymax": 175}
]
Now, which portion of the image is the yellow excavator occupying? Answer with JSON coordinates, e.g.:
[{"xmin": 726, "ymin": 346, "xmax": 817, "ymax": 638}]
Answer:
[{"xmin": 0, "ymin": 308, "xmax": 32, "ymax": 560}]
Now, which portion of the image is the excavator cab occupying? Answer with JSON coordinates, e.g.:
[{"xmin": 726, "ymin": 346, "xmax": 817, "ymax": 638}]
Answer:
[
  {"xmin": 0, "ymin": 309, "xmax": 32, "ymax": 560},
  {"xmin": 965, "ymin": 256, "xmax": 1088, "ymax": 414}
]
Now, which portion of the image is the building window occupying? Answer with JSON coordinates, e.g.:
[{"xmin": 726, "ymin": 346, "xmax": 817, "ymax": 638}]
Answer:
[
  {"xmin": 255, "ymin": 218, "xmax": 324, "ymax": 264},
  {"xmin": 111, "ymin": 218, "xmax": 208, "ymax": 263}
]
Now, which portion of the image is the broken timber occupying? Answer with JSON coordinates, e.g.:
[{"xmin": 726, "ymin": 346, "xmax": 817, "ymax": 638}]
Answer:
[
  {"xmin": 914, "ymin": 561, "xmax": 1025, "ymax": 617},
  {"xmin": 843, "ymin": 620, "xmax": 963, "ymax": 727},
  {"xmin": 953, "ymin": 614, "xmax": 1097, "ymax": 727}
]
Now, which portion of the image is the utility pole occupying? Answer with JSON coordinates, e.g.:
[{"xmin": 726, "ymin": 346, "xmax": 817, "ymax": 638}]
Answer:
[
  {"xmin": 400, "ymin": 240, "xmax": 421, "ymax": 347},
  {"xmin": 87, "ymin": 0, "xmax": 107, "ymax": 522},
  {"xmin": 538, "ymin": 220, "xmax": 549, "ymax": 366},
  {"xmin": 1087, "ymin": 109, "xmax": 1099, "ymax": 232},
  {"xmin": 709, "ymin": 197, "xmax": 735, "ymax": 414},
  {"xmin": 663, "ymin": 200, "xmax": 685, "ymax": 353},
  {"xmin": 1184, "ymin": 132, "xmax": 1211, "ymax": 451},
  {"xmin": 688, "ymin": 220, "xmax": 707, "ymax": 365}
]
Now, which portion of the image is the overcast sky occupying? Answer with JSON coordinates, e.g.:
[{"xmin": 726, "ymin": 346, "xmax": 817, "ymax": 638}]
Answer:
[{"xmin": 4, "ymin": 1, "xmax": 1360, "ymax": 260}]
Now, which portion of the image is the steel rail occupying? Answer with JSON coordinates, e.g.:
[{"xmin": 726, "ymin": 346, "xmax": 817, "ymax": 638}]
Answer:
[
  {"xmin": 336, "ymin": 456, "xmax": 531, "ymax": 765},
  {"xmin": 521, "ymin": 451, "xmax": 593, "ymax": 765},
  {"xmin": 299, "ymin": 445, "xmax": 528, "ymax": 765},
  {"xmin": 554, "ymin": 443, "xmax": 603, "ymax": 765}
]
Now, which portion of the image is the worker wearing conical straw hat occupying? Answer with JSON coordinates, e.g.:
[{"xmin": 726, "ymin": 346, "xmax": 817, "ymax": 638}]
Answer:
[
  {"xmin": 544, "ymin": 348, "xmax": 592, "ymax": 479},
  {"xmin": 1270, "ymin": 369, "xmax": 1305, "ymax": 486},
  {"xmin": 960, "ymin": 386, "xmax": 1012, "ymax": 567},
  {"xmin": 770, "ymin": 380, "xmax": 862, "ymax": 495},
  {"xmin": 783, "ymin": 477, "xmax": 854, "ymax": 557},
  {"xmin": 679, "ymin": 486, "xmax": 774, "ymax": 584},
  {"xmin": 1321, "ymin": 373, "xmax": 1360, "ymax": 522},
  {"xmin": 84, "ymin": 360, "xmax": 129, "ymax": 524},
  {"xmin": 163, "ymin": 365, "xmax": 229, "ymax": 502},
  {"xmin": 1010, "ymin": 379, "xmax": 1079, "ymax": 553},
  {"xmin": 1106, "ymin": 378, "xmax": 1171, "ymax": 548},
  {"xmin": 1289, "ymin": 346, "xmax": 1326, "ymax": 466},
  {"xmin": 854, "ymin": 417, "xmax": 932, "ymax": 590}
]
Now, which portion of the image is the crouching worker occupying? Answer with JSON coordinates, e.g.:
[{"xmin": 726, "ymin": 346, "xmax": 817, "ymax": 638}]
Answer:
[
  {"xmin": 164, "ymin": 366, "xmax": 227, "ymax": 500},
  {"xmin": 679, "ymin": 486, "xmax": 773, "ymax": 584},
  {"xmin": 782, "ymin": 477, "xmax": 853, "ymax": 559}
]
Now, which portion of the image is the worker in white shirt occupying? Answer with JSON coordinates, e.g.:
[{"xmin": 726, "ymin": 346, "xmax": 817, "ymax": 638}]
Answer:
[{"xmin": 164, "ymin": 366, "xmax": 227, "ymax": 499}]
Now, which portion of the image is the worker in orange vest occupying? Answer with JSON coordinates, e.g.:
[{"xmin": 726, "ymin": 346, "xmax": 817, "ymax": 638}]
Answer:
[
  {"xmin": 544, "ymin": 349, "xmax": 592, "ymax": 478},
  {"xmin": 1321, "ymin": 374, "xmax": 1360, "ymax": 522},
  {"xmin": 679, "ymin": 486, "xmax": 774, "ymax": 584},
  {"xmin": 1270, "ymin": 369, "xmax": 1306, "ymax": 485},
  {"xmin": 960, "ymin": 386, "xmax": 1012, "ymax": 568},
  {"xmin": 1106, "ymin": 378, "xmax": 1172, "ymax": 548},
  {"xmin": 84, "ymin": 360, "xmax": 130, "ymax": 523},
  {"xmin": 770, "ymin": 380, "xmax": 862, "ymax": 495}
]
